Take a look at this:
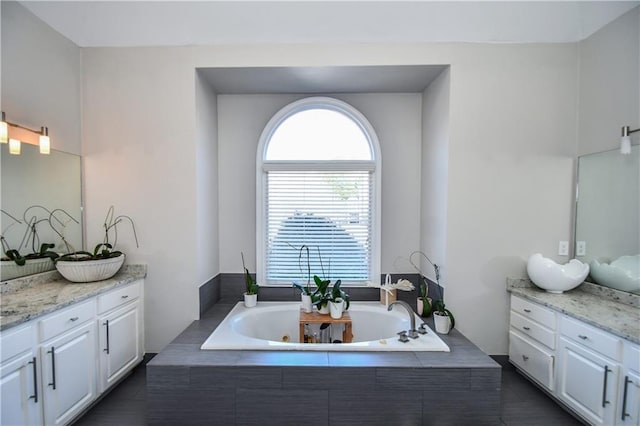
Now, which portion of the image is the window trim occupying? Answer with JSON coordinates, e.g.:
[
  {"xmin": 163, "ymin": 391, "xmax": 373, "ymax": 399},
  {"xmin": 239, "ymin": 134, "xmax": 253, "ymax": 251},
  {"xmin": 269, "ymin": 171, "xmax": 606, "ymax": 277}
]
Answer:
[{"xmin": 256, "ymin": 97, "xmax": 381, "ymax": 286}]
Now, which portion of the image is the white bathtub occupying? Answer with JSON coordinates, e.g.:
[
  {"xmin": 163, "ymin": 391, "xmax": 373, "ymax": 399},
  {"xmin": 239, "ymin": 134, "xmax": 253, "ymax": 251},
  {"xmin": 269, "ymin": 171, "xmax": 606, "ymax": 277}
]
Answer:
[{"xmin": 201, "ymin": 301, "xmax": 450, "ymax": 352}]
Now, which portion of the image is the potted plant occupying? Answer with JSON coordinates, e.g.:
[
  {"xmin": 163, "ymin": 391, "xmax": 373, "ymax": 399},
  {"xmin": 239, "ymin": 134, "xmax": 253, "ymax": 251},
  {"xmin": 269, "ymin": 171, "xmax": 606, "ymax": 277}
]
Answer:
[
  {"xmin": 328, "ymin": 279, "xmax": 350, "ymax": 319},
  {"xmin": 417, "ymin": 276, "xmax": 433, "ymax": 317},
  {"xmin": 241, "ymin": 252, "xmax": 259, "ymax": 307},
  {"xmin": 1, "ymin": 241, "xmax": 60, "ymax": 281},
  {"xmin": 292, "ymin": 245, "xmax": 313, "ymax": 313},
  {"xmin": 311, "ymin": 274, "xmax": 332, "ymax": 314},
  {"xmin": 410, "ymin": 250, "xmax": 455, "ymax": 334},
  {"xmin": 55, "ymin": 206, "xmax": 138, "ymax": 283}
]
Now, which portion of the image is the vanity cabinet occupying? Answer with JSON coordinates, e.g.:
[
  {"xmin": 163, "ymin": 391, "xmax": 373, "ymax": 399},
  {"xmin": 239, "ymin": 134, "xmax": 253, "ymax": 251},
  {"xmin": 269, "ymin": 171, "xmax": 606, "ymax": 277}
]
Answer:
[
  {"xmin": 619, "ymin": 342, "xmax": 640, "ymax": 425},
  {"xmin": 0, "ymin": 279, "xmax": 144, "ymax": 426},
  {"xmin": 0, "ymin": 324, "xmax": 42, "ymax": 426},
  {"xmin": 508, "ymin": 296, "xmax": 557, "ymax": 391},
  {"xmin": 509, "ymin": 294, "xmax": 638, "ymax": 426},
  {"xmin": 97, "ymin": 281, "xmax": 143, "ymax": 393}
]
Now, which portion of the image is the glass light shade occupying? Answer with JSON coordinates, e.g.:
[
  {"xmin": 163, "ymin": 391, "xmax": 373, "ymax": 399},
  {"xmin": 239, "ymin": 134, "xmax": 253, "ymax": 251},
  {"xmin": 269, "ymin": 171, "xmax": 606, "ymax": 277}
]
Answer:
[
  {"xmin": 39, "ymin": 134, "xmax": 50, "ymax": 154},
  {"xmin": 9, "ymin": 138, "xmax": 21, "ymax": 155},
  {"xmin": 621, "ymin": 135, "xmax": 631, "ymax": 155},
  {"xmin": 0, "ymin": 120, "xmax": 7, "ymax": 143}
]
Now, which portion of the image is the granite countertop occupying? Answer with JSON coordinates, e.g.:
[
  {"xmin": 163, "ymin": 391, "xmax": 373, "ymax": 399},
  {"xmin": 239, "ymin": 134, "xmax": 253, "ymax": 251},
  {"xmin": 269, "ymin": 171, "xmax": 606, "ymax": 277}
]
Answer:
[
  {"xmin": 0, "ymin": 264, "xmax": 147, "ymax": 331},
  {"xmin": 507, "ymin": 278, "xmax": 640, "ymax": 345}
]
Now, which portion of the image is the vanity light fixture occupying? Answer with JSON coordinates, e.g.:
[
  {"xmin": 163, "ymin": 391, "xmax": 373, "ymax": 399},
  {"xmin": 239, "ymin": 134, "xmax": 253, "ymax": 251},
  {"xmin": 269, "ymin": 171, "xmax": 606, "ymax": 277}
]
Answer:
[
  {"xmin": 0, "ymin": 112, "xmax": 8, "ymax": 143},
  {"xmin": 621, "ymin": 126, "xmax": 638, "ymax": 155},
  {"xmin": 0, "ymin": 111, "xmax": 51, "ymax": 154},
  {"xmin": 9, "ymin": 138, "xmax": 21, "ymax": 155}
]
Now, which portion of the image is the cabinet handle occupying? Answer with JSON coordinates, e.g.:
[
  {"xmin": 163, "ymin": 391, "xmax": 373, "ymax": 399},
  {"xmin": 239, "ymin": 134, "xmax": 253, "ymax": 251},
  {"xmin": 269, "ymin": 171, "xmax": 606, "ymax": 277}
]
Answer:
[
  {"xmin": 523, "ymin": 309, "xmax": 531, "ymax": 313},
  {"xmin": 522, "ymin": 355, "xmax": 529, "ymax": 361},
  {"xmin": 69, "ymin": 316, "xmax": 79, "ymax": 322},
  {"xmin": 103, "ymin": 320, "xmax": 110, "ymax": 354},
  {"xmin": 622, "ymin": 376, "xmax": 632, "ymax": 420},
  {"xmin": 578, "ymin": 334, "xmax": 588, "ymax": 340},
  {"xmin": 601, "ymin": 365, "xmax": 611, "ymax": 407},
  {"xmin": 522, "ymin": 326, "xmax": 531, "ymax": 331},
  {"xmin": 47, "ymin": 347, "xmax": 56, "ymax": 390},
  {"xmin": 121, "ymin": 295, "xmax": 129, "ymax": 299},
  {"xmin": 28, "ymin": 357, "xmax": 38, "ymax": 403}
]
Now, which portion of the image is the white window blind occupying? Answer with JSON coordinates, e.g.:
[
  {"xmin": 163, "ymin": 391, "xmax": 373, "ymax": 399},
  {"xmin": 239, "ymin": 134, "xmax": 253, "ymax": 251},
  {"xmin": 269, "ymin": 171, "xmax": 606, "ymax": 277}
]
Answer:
[{"xmin": 265, "ymin": 170, "xmax": 372, "ymax": 284}]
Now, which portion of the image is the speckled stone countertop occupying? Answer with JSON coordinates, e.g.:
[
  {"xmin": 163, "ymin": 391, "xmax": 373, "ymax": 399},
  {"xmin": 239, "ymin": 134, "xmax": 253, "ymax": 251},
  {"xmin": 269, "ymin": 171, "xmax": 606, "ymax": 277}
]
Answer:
[
  {"xmin": 507, "ymin": 278, "xmax": 640, "ymax": 345},
  {"xmin": 0, "ymin": 264, "xmax": 147, "ymax": 331}
]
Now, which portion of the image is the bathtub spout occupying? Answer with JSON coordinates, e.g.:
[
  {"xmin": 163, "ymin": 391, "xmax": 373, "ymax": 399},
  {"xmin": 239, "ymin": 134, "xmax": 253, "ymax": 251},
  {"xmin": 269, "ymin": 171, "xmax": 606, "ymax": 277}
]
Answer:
[{"xmin": 388, "ymin": 300, "xmax": 419, "ymax": 339}]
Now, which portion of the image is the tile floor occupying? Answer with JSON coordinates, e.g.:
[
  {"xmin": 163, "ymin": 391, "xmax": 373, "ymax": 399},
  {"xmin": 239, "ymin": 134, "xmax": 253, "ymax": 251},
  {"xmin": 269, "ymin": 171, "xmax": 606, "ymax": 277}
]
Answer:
[{"xmin": 72, "ymin": 358, "xmax": 584, "ymax": 425}]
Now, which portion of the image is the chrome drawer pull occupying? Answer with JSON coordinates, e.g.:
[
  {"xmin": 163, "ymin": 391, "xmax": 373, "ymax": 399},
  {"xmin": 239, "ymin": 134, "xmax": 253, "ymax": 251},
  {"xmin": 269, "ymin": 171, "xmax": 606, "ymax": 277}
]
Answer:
[
  {"xmin": 602, "ymin": 365, "xmax": 611, "ymax": 407},
  {"xmin": 47, "ymin": 347, "xmax": 56, "ymax": 390},
  {"xmin": 103, "ymin": 320, "xmax": 110, "ymax": 354},
  {"xmin": 578, "ymin": 334, "xmax": 588, "ymax": 340},
  {"xmin": 121, "ymin": 295, "xmax": 129, "ymax": 299},
  {"xmin": 28, "ymin": 357, "xmax": 38, "ymax": 403},
  {"xmin": 522, "ymin": 326, "xmax": 531, "ymax": 331},
  {"xmin": 69, "ymin": 316, "xmax": 79, "ymax": 322},
  {"xmin": 622, "ymin": 376, "xmax": 632, "ymax": 420},
  {"xmin": 522, "ymin": 355, "xmax": 529, "ymax": 361},
  {"xmin": 523, "ymin": 309, "xmax": 531, "ymax": 313}
]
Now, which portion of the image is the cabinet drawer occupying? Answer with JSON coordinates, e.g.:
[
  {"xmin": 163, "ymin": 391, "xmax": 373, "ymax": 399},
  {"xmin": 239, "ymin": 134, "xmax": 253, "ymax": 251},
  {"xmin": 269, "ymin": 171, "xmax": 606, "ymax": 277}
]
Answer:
[
  {"xmin": 509, "ymin": 330, "xmax": 555, "ymax": 391},
  {"xmin": 560, "ymin": 315, "xmax": 621, "ymax": 361},
  {"xmin": 0, "ymin": 324, "xmax": 34, "ymax": 362},
  {"xmin": 624, "ymin": 341, "xmax": 640, "ymax": 373},
  {"xmin": 98, "ymin": 281, "xmax": 140, "ymax": 314},
  {"xmin": 510, "ymin": 311, "xmax": 555, "ymax": 349},
  {"xmin": 39, "ymin": 300, "xmax": 95, "ymax": 342},
  {"xmin": 511, "ymin": 296, "xmax": 556, "ymax": 329}
]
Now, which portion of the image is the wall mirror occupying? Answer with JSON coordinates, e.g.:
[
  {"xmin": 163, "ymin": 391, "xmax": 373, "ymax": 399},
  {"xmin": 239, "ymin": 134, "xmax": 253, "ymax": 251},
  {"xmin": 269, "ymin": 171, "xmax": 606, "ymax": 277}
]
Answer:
[
  {"xmin": 574, "ymin": 144, "xmax": 639, "ymax": 294},
  {"xmin": 1, "ymin": 142, "xmax": 83, "ymax": 281}
]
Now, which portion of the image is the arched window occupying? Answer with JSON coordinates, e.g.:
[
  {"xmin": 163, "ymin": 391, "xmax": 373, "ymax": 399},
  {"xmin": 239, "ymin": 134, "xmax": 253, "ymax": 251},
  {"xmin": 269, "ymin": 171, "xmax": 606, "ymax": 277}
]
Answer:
[{"xmin": 257, "ymin": 97, "xmax": 380, "ymax": 285}]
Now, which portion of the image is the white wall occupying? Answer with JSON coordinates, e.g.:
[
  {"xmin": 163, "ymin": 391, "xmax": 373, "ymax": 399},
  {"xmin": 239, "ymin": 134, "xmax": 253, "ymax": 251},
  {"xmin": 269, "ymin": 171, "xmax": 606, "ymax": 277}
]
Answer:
[
  {"xmin": 578, "ymin": 6, "xmax": 639, "ymax": 156},
  {"xmin": 420, "ymin": 68, "xmax": 450, "ymax": 282},
  {"xmin": 216, "ymin": 93, "xmax": 422, "ymax": 274},
  {"xmin": 195, "ymin": 71, "xmax": 219, "ymax": 283},
  {"xmin": 0, "ymin": 1, "xmax": 81, "ymax": 155}
]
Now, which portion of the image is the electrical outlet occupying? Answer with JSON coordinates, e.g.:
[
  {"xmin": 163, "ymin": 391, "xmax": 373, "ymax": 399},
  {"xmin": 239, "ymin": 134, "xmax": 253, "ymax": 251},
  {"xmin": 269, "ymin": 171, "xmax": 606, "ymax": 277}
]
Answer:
[
  {"xmin": 576, "ymin": 241, "xmax": 586, "ymax": 256},
  {"xmin": 558, "ymin": 241, "xmax": 569, "ymax": 256}
]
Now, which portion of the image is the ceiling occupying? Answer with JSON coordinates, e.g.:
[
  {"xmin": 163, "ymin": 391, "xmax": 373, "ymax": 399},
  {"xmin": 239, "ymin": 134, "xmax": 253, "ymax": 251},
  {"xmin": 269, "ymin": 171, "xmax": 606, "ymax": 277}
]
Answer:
[{"xmin": 21, "ymin": 1, "xmax": 640, "ymax": 48}]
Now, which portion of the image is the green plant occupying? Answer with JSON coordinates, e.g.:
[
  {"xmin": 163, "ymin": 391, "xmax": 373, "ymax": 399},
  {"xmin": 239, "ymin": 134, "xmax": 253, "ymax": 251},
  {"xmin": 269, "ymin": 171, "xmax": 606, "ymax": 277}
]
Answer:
[
  {"xmin": 417, "ymin": 276, "xmax": 432, "ymax": 317},
  {"xmin": 433, "ymin": 299, "xmax": 455, "ymax": 328},
  {"xmin": 410, "ymin": 250, "xmax": 454, "ymax": 328},
  {"xmin": 241, "ymin": 252, "xmax": 259, "ymax": 295},
  {"xmin": 311, "ymin": 274, "xmax": 331, "ymax": 309},
  {"xmin": 330, "ymin": 279, "xmax": 350, "ymax": 310},
  {"xmin": 56, "ymin": 206, "xmax": 138, "ymax": 262},
  {"xmin": 2, "ymin": 242, "xmax": 59, "ymax": 266}
]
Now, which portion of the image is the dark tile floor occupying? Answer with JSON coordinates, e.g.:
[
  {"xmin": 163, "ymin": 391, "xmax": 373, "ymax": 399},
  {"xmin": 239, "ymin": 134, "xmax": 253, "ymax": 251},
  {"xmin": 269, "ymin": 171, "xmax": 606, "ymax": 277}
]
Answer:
[{"xmin": 73, "ymin": 358, "xmax": 584, "ymax": 425}]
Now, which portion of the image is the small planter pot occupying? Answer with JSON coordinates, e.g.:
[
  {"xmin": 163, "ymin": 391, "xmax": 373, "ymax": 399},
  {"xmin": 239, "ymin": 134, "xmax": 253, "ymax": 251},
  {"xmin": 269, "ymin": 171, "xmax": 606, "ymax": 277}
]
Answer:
[
  {"xmin": 433, "ymin": 312, "xmax": 452, "ymax": 334},
  {"xmin": 301, "ymin": 294, "xmax": 313, "ymax": 313},
  {"xmin": 329, "ymin": 299, "xmax": 344, "ymax": 319},
  {"xmin": 317, "ymin": 303, "xmax": 330, "ymax": 315},
  {"xmin": 416, "ymin": 297, "xmax": 433, "ymax": 317},
  {"xmin": 244, "ymin": 292, "xmax": 257, "ymax": 308}
]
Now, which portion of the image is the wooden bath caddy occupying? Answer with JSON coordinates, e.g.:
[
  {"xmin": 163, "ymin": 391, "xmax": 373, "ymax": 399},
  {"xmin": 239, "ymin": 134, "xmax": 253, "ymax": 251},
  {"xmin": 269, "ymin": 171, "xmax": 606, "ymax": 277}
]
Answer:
[{"xmin": 299, "ymin": 310, "xmax": 353, "ymax": 343}]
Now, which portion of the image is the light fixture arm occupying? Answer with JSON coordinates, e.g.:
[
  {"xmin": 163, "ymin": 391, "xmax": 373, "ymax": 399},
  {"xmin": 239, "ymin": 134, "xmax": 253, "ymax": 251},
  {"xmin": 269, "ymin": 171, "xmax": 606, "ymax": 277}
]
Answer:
[{"xmin": 622, "ymin": 126, "xmax": 640, "ymax": 137}]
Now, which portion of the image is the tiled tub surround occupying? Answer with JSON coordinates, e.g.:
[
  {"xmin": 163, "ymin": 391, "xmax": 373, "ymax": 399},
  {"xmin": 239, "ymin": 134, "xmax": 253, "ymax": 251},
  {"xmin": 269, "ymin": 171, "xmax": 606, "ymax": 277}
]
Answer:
[
  {"xmin": 0, "ymin": 264, "xmax": 147, "ymax": 330},
  {"xmin": 148, "ymin": 277, "xmax": 502, "ymax": 426},
  {"xmin": 507, "ymin": 278, "xmax": 640, "ymax": 344}
]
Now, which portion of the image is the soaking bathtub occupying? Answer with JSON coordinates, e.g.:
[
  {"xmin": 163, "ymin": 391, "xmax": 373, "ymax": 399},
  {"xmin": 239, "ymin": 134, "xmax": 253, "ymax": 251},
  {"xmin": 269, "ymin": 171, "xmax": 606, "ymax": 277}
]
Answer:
[{"xmin": 200, "ymin": 301, "xmax": 450, "ymax": 351}]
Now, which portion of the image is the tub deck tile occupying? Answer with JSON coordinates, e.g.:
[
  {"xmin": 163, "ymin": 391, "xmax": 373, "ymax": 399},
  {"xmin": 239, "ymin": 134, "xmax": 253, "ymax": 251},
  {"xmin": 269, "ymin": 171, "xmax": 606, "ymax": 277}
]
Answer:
[
  {"xmin": 237, "ymin": 350, "xmax": 329, "ymax": 366},
  {"xmin": 283, "ymin": 366, "xmax": 376, "ymax": 390},
  {"xmin": 327, "ymin": 350, "xmax": 421, "ymax": 367}
]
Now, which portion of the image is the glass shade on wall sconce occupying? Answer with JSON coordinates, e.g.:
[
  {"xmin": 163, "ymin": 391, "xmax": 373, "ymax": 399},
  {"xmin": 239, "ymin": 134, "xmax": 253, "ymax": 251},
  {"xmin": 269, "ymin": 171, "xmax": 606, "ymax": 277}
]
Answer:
[
  {"xmin": 0, "ymin": 111, "xmax": 51, "ymax": 154},
  {"xmin": 621, "ymin": 126, "xmax": 638, "ymax": 155}
]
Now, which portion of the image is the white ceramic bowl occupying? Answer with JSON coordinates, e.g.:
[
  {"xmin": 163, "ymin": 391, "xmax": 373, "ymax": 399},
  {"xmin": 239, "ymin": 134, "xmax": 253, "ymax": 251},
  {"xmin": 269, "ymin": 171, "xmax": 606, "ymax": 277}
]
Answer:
[
  {"xmin": 589, "ymin": 255, "xmax": 640, "ymax": 293},
  {"xmin": 526, "ymin": 253, "xmax": 589, "ymax": 293},
  {"xmin": 56, "ymin": 254, "xmax": 125, "ymax": 283}
]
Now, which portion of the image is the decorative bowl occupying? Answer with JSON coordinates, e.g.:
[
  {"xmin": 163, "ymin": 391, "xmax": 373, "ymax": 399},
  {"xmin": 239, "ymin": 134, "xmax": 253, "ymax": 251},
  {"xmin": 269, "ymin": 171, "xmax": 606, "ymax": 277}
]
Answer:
[
  {"xmin": 589, "ymin": 255, "xmax": 640, "ymax": 293},
  {"xmin": 56, "ymin": 254, "xmax": 125, "ymax": 283},
  {"xmin": 526, "ymin": 253, "xmax": 589, "ymax": 293},
  {"xmin": 1, "ymin": 257, "xmax": 56, "ymax": 281}
]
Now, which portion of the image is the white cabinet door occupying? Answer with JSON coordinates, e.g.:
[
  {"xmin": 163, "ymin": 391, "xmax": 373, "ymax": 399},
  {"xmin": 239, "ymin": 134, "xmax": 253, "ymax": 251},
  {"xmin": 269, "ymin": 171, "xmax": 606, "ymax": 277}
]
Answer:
[
  {"xmin": 40, "ymin": 321, "xmax": 96, "ymax": 426},
  {"xmin": 0, "ymin": 351, "xmax": 41, "ymax": 426},
  {"xmin": 619, "ymin": 370, "xmax": 640, "ymax": 425},
  {"xmin": 558, "ymin": 337, "xmax": 619, "ymax": 426},
  {"xmin": 98, "ymin": 301, "xmax": 142, "ymax": 392}
]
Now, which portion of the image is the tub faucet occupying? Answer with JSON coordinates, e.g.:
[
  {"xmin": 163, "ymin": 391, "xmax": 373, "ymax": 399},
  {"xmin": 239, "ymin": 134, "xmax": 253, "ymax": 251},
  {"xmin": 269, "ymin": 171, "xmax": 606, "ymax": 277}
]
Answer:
[{"xmin": 388, "ymin": 300, "xmax": 419, "ymax": 339}]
